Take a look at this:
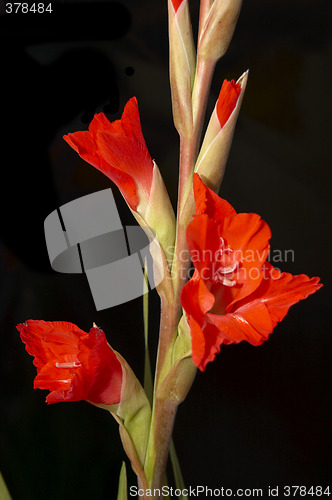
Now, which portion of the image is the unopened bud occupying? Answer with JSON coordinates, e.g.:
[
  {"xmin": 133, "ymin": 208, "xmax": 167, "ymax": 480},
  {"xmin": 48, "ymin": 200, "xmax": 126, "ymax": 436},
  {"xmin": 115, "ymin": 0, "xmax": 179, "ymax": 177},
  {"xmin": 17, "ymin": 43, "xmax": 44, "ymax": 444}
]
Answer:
[
  {"xmin": 198, "ymin": 0, "xmax": 242, "ymax": 62},
  {"xmin": 168, "ymin": 0, "xmax": 196, "ymax": 136}
]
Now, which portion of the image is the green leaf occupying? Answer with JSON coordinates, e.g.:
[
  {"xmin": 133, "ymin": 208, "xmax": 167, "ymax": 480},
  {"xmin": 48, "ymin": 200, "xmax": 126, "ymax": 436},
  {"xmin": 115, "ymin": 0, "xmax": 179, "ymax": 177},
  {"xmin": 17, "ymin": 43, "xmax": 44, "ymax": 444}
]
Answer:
[
  {"xmin": 116, "ymin": 462, "xmax": 127, "ymax": 500},
  {"xmin": 169, "ymin": 440, "xmax": 188, "ymax": 500},
  {"xmin": 0, "ymin": 472, "xmax": 12, "ymax": 500}
]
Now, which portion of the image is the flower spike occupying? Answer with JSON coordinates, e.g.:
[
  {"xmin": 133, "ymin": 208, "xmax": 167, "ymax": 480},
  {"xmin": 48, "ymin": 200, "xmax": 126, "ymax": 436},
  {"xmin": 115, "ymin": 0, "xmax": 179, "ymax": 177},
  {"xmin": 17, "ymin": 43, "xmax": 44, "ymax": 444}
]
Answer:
[{"xmin": 181, "ymin": 176, "xmax": 323, "ymax": 371}]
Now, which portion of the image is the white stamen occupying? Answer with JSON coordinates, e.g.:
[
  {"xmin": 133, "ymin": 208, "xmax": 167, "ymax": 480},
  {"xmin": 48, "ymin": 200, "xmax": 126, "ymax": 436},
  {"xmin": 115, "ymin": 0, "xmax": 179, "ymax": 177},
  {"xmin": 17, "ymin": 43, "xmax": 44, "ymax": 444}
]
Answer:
[
  {"xmin": 55, "ymin": 362, "xmax": 81, "ymax": 369},
  {"xmin": 217, "ymin": 262, "xmax": 238, "ymax": 275},
  {"xmin": 214, "ymin": 240, "xmax": 240, "ymax": 287},
  {"xmin": 219, "ymin": 277, "xmax": 237, "ymax": 287}
]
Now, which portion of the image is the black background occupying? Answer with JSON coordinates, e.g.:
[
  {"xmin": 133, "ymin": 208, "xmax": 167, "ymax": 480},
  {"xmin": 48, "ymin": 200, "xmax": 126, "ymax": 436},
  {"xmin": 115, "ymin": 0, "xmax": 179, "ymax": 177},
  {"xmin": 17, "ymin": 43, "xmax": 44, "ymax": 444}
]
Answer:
[{"xmin": 1, "ymin": 0, "xmax": 331, "ymax": 498}]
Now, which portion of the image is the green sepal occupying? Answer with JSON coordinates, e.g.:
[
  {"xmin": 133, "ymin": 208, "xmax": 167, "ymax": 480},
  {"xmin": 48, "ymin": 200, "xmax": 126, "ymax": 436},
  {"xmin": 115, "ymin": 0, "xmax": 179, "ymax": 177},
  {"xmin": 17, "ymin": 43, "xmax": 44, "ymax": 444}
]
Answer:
[
  {"xmin": 112, "ymin": 352, "xmax": 151, "ymax": 467},
  {"xmin": 172, "ymin": 314, "xmax": 192, "ymax": 364},
  {"xmin": 93, "ymin": 351, "xmax": 151, "ymax": 489}
]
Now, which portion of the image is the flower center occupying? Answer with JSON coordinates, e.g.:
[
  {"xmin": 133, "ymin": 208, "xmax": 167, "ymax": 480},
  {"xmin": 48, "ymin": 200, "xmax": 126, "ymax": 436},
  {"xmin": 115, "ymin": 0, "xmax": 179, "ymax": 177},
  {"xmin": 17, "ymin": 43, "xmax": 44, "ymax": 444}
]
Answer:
[{"xmin": 213, "ymin": 237, "xmax": 240, "ymax": 287}]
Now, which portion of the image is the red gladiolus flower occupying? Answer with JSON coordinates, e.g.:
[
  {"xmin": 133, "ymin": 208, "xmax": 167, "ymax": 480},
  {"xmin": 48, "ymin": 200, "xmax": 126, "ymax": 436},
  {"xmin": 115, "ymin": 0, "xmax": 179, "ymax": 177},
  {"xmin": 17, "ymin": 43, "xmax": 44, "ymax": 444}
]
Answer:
[
  {"xmin": 181, "ymin": 174, "xmax": 322, "ymax": 371},
  {"xmin": 63, "ymin": 97, "xmax": 153, "ymax": 214},
  {"xmin": 17, "ymin": 320, "xmax": 123, "ymax": 405},
  {"xmin": 216, "ymin": 79, "xmax": 242, "ymax": 129},
  {"xmin": 64, "ymin": 97, "xmax": 176, "ymax": 258}
]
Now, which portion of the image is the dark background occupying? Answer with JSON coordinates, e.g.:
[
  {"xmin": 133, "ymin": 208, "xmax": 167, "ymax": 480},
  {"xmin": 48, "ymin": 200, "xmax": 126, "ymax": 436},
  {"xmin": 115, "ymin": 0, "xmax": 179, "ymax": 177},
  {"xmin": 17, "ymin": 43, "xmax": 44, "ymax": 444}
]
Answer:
[{"xmin": 1, "ymin": 0, "xmax": 331, "ymax": 498}]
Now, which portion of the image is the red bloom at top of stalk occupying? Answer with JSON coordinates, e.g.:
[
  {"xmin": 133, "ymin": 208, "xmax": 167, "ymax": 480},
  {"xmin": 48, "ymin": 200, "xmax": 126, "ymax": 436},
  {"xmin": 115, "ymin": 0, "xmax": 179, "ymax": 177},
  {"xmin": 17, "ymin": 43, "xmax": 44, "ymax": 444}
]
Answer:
[
  {"xmin": 64, "ymin": 97, "xmax": 153, "ymax": 212},
  {"xmin": 17, "ymin": 320, "xmax": 123, "ymax": 405},
  {"xmin": 181, "ymin": 174, "xmax": 322, "ymax": 371},
  {"xmin": 216, "ymin": 79, "xmax": 242, "ymax": 129}
]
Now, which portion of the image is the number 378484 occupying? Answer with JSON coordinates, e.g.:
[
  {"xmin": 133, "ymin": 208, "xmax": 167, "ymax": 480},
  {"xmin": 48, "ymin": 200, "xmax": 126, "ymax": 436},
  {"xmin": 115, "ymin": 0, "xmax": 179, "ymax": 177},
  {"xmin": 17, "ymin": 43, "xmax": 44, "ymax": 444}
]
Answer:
[{"xmin": 5, "ymin": 3, "xmax": 53, "ymax": 13}]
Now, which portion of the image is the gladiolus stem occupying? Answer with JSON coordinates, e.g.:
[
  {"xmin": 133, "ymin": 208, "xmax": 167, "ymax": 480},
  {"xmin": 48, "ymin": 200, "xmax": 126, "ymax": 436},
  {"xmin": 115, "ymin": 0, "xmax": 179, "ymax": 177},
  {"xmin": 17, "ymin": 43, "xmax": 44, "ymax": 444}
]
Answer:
[
  {"xmin": 143, "ymin": 295, "xmax": 181, "ymax": 498},
  {"xmin": 142, "ymin": 0, "xmax": 244, "ymax": 493},
  {"xmin": 144, "ymin": 398, "xmax": 178, "ymax": 497},
  {"xmin": 172, "ymin": 134, "xmax": 196, "ymax": 304},
  {"xmin": 141, "ymin": 132, "xmax": 199, "ymax": 500},
  {"xmin": 154, "ymin": 295, "xmax": 180, "ymax": 388}
]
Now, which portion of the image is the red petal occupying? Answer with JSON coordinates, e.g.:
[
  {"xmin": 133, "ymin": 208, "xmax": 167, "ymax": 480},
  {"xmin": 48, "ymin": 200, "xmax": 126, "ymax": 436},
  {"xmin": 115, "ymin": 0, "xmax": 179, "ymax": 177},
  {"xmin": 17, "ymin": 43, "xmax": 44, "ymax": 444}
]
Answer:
[
  {"xmin": 186, "ymin": 214, "xmax": 221, "ymax": 279},
  {"xmin": 188, "ymin": 179, "xmax": 272, "ymax": 307},
  {"xmin": 182, "ymin": 265, "xmax": 322, "ymax": 371},
  {"xmin": 254, "ymin": 263, "xmax": 323, "ymax": 328},
  {"xmin": 216, "ymin": 79, "xmax": 242, "ymax": 129},
  {"xmin": 181, "ymin": 276, "xmax": 218, "ymax": 371},
  {"xmin": 208, "ymin": 264, "xmax": 322, "ymax": 348},
  {"xmin": 189, "ymin": 316, "xmax": 224, "ymax": 371},
  {"xmin": 17, "ymin": 320, "xmax": 84, "ymax": 370},
  {"xmin": 181, "ymin": 272, "xmax": 215, "ymax": 319},
  {"xmin": 120, "ymin": 97, "xmax": 149, "ymax": 148},
  {"xmin": 220, "ymin": 213, "xmax": 271, "ymax": 307},
  {"xmin": 82, "ymin": 326, "xmax": 123, "ymax": 405},
  {"xmin": 207, "ymin": 300, "xmax": 273, "ymax": 346},
  {"xmin": 193, "ymin": 173, "xmax": 236, "ymax": 222}
]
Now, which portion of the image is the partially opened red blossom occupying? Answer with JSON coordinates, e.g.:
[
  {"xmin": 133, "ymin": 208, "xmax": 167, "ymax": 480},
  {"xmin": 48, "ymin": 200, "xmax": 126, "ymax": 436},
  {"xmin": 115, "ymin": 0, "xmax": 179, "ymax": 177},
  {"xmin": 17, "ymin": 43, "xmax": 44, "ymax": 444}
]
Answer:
[
  {"xmin": 216, "ymin": 79, "xmax": 242, "ymax": 129},
  {"xmin": 181, "ymin": 175, "xmax": 322, "ymax": 371},
  {"xmin": 64, "ymin": 97, "xmax": 175, "ymax": 260},
  {"xmin": 170, "ymin": 0, "xmax": 183, "ymax": 12},
  {"xmin": 17, "ymin": 320, "xmax": 123, "ymax": 405},
  {"xmin": 64, "ymin": 98, "xmax": 152, "ymax": 213},
  {"xmin": 195, "ymin": 72, "xmax": 248, "ymax": 192}
]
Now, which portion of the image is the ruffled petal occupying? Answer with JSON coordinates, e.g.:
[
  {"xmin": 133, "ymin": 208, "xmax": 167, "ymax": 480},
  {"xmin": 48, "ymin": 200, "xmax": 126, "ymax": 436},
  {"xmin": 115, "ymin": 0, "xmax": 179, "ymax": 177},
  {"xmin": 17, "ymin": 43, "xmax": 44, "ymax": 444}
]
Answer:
[
  {"xmin": 193, "ymin": 173, "xmax": 236, "ymax": 221},
  {"xmin": 181, "ymin": 271, "xmax": 215, "ymax": 319},
  {"xmin": 64, "ymin": 97, "xmax": 154, "ymax": 212},
  {"xmin": 253, "ymin": 263, "xmax": 323, "ymax": 328},
  {"xmin": 17, "ymin": 320, "xmax": 84, "ymax": 370},
  {"xmin": 189, "ymin": 317, "xmax": 224, "ymax": 371},
  {"xmin": 207, "ymin": 263, "xmax": 322, "ymax": 350},
  {"xmin": 207, "ymin": 300, "xmax": 272, "ymax": 346},
  {"xmin": 220, "ymin": 212, "xmax": 271, "ymax": 308},
  {"xmin": 83, "ymin": 326, "xmax": 123, "ymax": 405}
]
